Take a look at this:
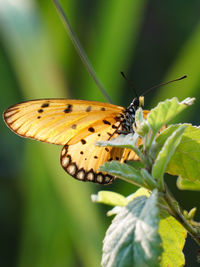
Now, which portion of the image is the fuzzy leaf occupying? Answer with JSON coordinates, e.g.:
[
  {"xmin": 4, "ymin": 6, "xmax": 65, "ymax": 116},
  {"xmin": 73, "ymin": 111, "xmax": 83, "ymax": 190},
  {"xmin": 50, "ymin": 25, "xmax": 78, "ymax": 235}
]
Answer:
[
  {"xmin": 107, "ymin": 188, "xmax": 150, "ymax": 216},
  {"xmin": 102, "ymin": 190, "xmax": 163, "ymax": 267},
  {"xmin": 159, "ymin": 215, "xmax": 187, "ymax": 267},
  {"xmin": 152, "ymin": 126, "xmax": 186, "ymax": 183},
  {"xmin": 125, "ymin": 161, "xmax": 144, "ymax": 170},
  {"xmin": 96, "ymin": 133, "xmax": 139, "ymax": 150},
  {"xmin": 177, "ymin": 176, "xmax": 200, "ymax": 191},
  {"xmin": 99, "ymin": 161, "xmax": 146, "ymax": 187},
  {"xmin": 135, "ymin": 107, "xmax": 144, "ymax": 123},
  {"xmin": 127, "ymin": 187, "xmax": 150, "ymax": 201},
  {"xmin": 147, "ymin": 97, "xmax": 195, "ymax": 134}
]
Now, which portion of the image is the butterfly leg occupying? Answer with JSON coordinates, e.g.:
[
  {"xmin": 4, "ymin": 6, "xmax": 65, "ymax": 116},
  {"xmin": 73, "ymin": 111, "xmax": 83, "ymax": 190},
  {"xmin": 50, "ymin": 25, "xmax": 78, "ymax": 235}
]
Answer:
[
  {"xmin": 116, "ymin": 129, "xmax": 131, "ymax": 135},
  {"xmin": 107, "ymin": 121, "xmax": 123, "ymax": 140}
]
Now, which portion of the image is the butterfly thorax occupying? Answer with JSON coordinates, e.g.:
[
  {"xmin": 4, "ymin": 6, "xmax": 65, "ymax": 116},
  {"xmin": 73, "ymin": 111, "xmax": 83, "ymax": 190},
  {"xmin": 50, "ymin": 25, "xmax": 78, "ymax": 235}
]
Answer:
[{"xmin": 121, "ymin": 96, "xmax": 144, "ymax": 133}]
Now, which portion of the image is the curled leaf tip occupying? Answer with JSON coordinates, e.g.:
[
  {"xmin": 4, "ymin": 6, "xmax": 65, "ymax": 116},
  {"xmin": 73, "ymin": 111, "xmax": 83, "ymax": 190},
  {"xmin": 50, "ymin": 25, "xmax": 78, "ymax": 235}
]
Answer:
[{"xmin": 181, "ymin": 97, "xmax": 195, "ymax": 106}]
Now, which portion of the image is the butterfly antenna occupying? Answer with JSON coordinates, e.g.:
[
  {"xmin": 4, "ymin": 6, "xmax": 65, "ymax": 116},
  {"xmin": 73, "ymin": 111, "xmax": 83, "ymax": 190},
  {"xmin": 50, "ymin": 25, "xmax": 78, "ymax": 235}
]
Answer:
[
  {"xmin": 121, "ymin": 72, "xmax": 139, "ymax": 98},
  {"xmin": 52, "ymin": 0, "xmax": 113, "ymax": 104},
  {"xmin": 142, "ymin": 75, "xmax": 187, "ymax": 96}
]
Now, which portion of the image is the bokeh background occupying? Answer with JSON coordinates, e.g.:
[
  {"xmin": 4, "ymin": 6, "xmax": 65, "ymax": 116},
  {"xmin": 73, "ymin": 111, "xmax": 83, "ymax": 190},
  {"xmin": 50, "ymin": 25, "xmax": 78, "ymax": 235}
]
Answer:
[{"xmin": 1, "ymin": 0, "xmax": 200, "ymax": 266}]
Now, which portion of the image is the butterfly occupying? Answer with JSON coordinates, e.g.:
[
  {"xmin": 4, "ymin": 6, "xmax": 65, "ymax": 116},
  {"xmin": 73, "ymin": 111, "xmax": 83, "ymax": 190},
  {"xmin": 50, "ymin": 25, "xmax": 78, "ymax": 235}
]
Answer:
[{"xmin": 3, "ymin": 97, "xmax": 148, "ymax": 185}]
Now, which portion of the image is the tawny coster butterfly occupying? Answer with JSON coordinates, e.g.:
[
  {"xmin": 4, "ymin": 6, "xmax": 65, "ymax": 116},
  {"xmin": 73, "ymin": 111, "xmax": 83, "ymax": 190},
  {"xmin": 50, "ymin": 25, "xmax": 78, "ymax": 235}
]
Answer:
[
  {"xmin": 3, "ymin": 96, "xmax": 148, "ymax": 184},
  {"xmin": 3, "ymin": 1, "xmax": 186, "ymax": 185}
]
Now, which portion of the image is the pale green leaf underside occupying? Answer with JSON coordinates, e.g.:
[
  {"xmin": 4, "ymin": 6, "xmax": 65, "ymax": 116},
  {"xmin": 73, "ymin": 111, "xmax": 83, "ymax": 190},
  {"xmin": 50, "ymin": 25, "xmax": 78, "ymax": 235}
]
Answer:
[
  {"xmin": 99, "ymin": 161, "xmax": 145, "ymax": 188},
  {"xmin": 96, "ymin": 133, "xmax": 139, "ymax": 149},
  {"xmin": 102, "ymin": 191, "xmax": 162, "ymax": 267}
]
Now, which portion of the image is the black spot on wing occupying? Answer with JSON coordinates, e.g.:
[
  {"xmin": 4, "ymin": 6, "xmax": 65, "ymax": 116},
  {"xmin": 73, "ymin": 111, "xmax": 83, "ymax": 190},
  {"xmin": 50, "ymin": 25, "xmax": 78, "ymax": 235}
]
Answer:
[
  {"xmin": 38, "ymin": 109, "xmax": 43, "ymax": 113},
  {"xmin": 88, "ymin": 127, "xmax": 95, "ymax": 132},
  {"xmin": 81, "ymin": 139, "xmax": 86, "ymax": 144},
  {"xmin": 64, "ymin": 104, "xmax": 73, "ymax": 113},
  {"xmin": 86, "ymin": 106, "xmax": 91, "ymax": 112},
  {"xmin": 103, "ymin": 120, "xmax": 111, "ymax": 125},
  {"xmin": 72, "ymin": 124, "xmax": 77, "ymax": 129},
  {"xmin": 41, "ymin": 103, "xmax": 49, "ymax": 108}
]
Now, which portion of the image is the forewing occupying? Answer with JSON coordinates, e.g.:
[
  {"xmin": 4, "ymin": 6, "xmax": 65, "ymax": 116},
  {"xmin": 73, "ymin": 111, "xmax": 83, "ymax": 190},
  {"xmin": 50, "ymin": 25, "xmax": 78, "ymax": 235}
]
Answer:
[{"xmin": 3, "ymin": 99, "xmax": 124, "ymax": 145}]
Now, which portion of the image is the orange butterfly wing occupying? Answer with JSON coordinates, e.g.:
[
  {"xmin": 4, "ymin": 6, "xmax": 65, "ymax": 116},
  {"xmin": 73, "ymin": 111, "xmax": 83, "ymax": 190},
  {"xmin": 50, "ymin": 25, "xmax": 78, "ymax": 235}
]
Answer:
[
  {"xmin": 3, "ymin": 99, "xmax": 124, "ymax": 145},
  {"xmin": 3, "ymin": 99, "xmax": 149, "ymax": 184},
  {"xmin": 61, "ymin": 117, "xmax": 124, "ymax": 184}
]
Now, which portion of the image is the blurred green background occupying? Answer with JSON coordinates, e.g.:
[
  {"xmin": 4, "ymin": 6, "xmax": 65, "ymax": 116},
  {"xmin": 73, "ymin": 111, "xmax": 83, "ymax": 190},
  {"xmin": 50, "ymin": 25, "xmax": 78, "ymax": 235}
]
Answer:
[{"xmin": 1, "ymin": 0, "xmax": 200, "ymax": 266}]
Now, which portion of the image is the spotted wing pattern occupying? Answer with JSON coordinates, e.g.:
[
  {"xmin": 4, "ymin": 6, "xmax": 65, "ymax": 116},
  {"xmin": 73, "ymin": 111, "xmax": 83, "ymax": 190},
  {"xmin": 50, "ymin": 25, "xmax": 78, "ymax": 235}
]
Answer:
[
  {"xmin": 3, "ymin": 99, "xmax": 124, "ymax": 145},
  {"xmin": 3, "ymin": 98, "xmax": 149, "ymax": 185},
  {"xmin": 60, "ymin": 118, "xmax": 124, "ymax": 184}
]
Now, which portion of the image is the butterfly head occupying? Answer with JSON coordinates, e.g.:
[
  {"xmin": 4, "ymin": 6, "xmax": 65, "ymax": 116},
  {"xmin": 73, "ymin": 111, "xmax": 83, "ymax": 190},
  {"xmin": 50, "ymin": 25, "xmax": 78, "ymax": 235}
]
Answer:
[
  {"xmin": 127, "ymin": 96, "xmax": 144, "ymax": 114},
  {"xmin": 122, "ymin": 96, "xmax": 144, "ymax": 133},
  {"xmin": 131, "ymin": 96, "xmax": 144, "ymax": 109}
]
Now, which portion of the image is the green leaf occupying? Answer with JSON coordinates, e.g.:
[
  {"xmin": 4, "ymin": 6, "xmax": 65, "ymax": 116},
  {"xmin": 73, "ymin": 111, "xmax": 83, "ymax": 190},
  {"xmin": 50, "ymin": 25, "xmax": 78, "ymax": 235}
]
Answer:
[
  {"xmin": 156, "ymin": 124, "xmax": 190, "ymax": 149},
  {"xmin": 152, "ymin": 126, "xmax": 186, "ymax": 187},
  {"xmin": 102, "ymin": 190, "xmax": 162, "ymax": 267},
  {"xmin": 177, "ymin": 176, "xmax": 200, "ymax": 191},
  {"xmin": 147, "ymin": 97, "xmax": 195, "ymax": 135},
  {"xmin": 97, "ymin": 133, "xmax": 145, "ymax": 166},
  {"xmin": 106, "ymin": 188, "xmax": 150, "ymax": 217},
  {"xmin": 125, "ymin": 160, "xmax": 144, "ymax": 170},
  {"xmin": 159, "ymin": 215, "xmax": 187, "ymax": 267},
  {"xmin": 135, "ymin": 108, "xmax": 150, "ymax": 136},
  {"xmin": 135, "ymin": 107, "xmax": 144, "ymax": 123},
  {"xmin": 166, "ymin": 125, "xmax": 200, "ymax": 182},
  {"xmin": 96, "ymin": 133, "xmax": 139, "ymax": 150},
  {"xmin": 127, "ymin": 187, "xmax": 151, "ymax": 201},
  {"xmin": 99, "ymin": 161, "xmax": 147, "ymax": 188},
  {"xmin": 91, "ymin": 191, "xmax": 127, "ymax": 207}
]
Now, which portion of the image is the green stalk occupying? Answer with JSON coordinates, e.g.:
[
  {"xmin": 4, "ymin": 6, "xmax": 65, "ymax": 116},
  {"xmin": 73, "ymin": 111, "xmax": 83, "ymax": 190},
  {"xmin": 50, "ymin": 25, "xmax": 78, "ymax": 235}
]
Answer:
[
  {"xmin": 163, "ymin": 185, "xmax": 200, "ymax": 247},
  {"xmin": 52, "ymin": 0, "xmax": 112, "ymax": 103}
]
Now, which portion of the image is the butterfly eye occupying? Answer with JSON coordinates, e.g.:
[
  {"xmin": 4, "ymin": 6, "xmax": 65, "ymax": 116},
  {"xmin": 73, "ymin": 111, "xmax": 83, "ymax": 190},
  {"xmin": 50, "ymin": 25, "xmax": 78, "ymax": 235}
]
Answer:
[{"xmin": 132, "ymin": 98, "xmax": 140, "ymax": 108}]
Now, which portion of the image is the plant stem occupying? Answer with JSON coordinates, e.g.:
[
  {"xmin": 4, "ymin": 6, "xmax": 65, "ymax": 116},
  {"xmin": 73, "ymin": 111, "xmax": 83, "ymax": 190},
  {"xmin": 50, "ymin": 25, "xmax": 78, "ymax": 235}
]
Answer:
[
  {"xmin": 52, "ymin": 0, "xmax": 113, "ymax": 103},
  {"xmin": 163, "ymin": 185, "xmax": 200, "ymax": 247}
]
